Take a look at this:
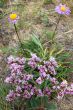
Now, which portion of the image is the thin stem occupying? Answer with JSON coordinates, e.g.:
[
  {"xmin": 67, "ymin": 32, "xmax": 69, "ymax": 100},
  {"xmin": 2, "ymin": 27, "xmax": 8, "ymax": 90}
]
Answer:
[
  {"xmin": 14, "ymin": 23, "xmax": 24, "ymax": 54},
  {"xmin": 14, "ymin": 23, "xmax": 22, "ymax": 44},
  {"xmin": 52, "ymin": 15, "xmax": 61, "ymax": 43}
]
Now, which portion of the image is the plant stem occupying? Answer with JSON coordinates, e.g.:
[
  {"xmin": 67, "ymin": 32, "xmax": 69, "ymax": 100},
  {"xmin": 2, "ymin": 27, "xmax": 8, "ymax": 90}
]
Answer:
[
  {"xmin": 52, "ymin": 15, "xmax": 61, "ymax": 43},
  {"xmin": 14, "ymin": 23, "xmax": 24, "ymax": 54}
]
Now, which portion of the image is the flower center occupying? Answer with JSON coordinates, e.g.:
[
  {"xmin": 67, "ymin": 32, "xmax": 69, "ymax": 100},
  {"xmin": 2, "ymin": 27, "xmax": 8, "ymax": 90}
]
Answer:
[
  {"xmin": 60, "ymin": 6, "xmax": 66, "ymax": 12},
  {"xmin": 10, "ymin": 13, "xmax": 17, "ymax": 20}
]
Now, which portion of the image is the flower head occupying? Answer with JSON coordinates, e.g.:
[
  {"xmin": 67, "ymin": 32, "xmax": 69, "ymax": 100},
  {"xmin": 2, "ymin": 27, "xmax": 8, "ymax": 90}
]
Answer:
[
  {"xmin": 55, "ymin": 4, "xmax": 71, "ymax": 15},
  {"xmin": 60, "ymin": 80, "xmax": 68, "ymax": 88},
  {"xmin": 36, "ymin": 77, "xmax": 43, "ymax": 85},
  {"xmin": 44, "ymin": 87, "xmax": 51, "ymax": 96},
  {"xmin": 31, "ymin": 53, "xmax": 41, "ymax": 62},
  {"xmin": 8, "ymin": 13, "xmax": 19, "ymax": 24},
  {"xmin": 49, "ymin": 56, "xmax": 58, "ymax": 67},
  {"xmin": 4, "ymin": 76, "xmax": 14, "ymax": 84},
  {"xmin": 6, "ymin": 90, "xmax": 16, "ymax": 102},
  {"xmin": 37, "ymin": 89, "xmax": 44, "ymax": 96}
]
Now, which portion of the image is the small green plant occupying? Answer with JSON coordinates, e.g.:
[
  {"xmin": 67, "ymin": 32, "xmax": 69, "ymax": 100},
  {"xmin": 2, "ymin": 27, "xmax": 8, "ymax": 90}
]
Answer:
[
  {"xmin": 3, "ymin": 33, "xmax": 72, "ymax": 110},
  {"xmin": 18, "ymin": 34, "xmax": 73, "ymax": 79}
]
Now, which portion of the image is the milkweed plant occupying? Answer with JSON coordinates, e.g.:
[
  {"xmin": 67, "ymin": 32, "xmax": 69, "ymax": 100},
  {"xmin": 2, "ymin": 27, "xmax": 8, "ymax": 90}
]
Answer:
[{"xmin": 4, "ymin": 1, "xmax": 73, "ymax": 110}]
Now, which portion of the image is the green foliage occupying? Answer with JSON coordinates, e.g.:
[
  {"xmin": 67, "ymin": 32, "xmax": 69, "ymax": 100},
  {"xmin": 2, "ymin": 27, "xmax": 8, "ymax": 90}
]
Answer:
[
  {"xmin": 42, "ymin": 30, "xmax": 54, "ymax": 42},
  {"xmin": 44, "ymin": 0, "xmax": 53, "ymax": 4},
  {"xmin": 0, "ymin": 80, "xmax": 11, "ymax": 110},
  {"xmin": 0, "ymin": 0, "xmax": 4, "ymax": 8},
  {"xmin": 18, "ymin": 33, "xmax": 45, "ymax": 58},
  {"xmin": 18, "ymin": 33, "xmax": 73, "ymax": 81},
  {"xmin": 26, "ymin": 96, "xmax": 57, "ymax": 110},
  {"xmin": 0, "ymin": 0, "xmax": 8, "ymax": 8},
  {"xmin": 56, "ymin": 52, "xmax": 73, "ymax": 79}
]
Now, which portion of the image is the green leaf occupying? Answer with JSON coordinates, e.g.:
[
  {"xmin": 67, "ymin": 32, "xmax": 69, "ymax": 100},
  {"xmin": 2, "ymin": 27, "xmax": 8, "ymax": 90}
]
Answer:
[{"xmin": 31, "ymin": 34, "xmax": 43, "ymax": 50}]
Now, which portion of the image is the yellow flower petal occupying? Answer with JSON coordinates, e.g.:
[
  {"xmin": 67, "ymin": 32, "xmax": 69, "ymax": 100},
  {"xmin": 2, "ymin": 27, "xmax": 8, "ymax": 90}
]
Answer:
[{"xmin": 10, "ymin": 13, "xmax": 17, "ymax": 20}]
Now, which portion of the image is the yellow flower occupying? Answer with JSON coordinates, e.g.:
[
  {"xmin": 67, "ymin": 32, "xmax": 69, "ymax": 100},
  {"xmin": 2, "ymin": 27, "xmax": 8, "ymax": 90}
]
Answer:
[
  {"xmin": 60, "ymin": 6, "xmax": 66, "ymax": 12},
  {"xmin": 9, "ymin": 13, "xmax": 17, "ymax": 20}
]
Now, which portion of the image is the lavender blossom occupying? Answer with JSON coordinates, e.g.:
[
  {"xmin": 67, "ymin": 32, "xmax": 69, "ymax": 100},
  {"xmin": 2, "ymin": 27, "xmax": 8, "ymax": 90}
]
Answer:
[
  {"xmin": 50, "ymin": 77, "xmax": 59, "ymax": 84},
  {"xmin": 65, "ymin": 84, "xmax": 73, "ymax": 95},
  {"xmin": 49, "ymin": 56, "xmax": 58, "ymax": 67},
  {"xmin": 28, "ymin": 53, "xmax": 41, "ymax": 68},
  {"xmin": 38, "ymin": 65, "xmax": 47, "ymax": 73},
  {"xmin": 23, "ymin": 90, "xmax": 31, "ymax": 99},
  {"xmin": 55, "ymin": 4, "xmax": 71, "ymax": 15},
  {"xmin": 46, "ymin": 74, "xmax": 50, "ymax": 79},
  {"xmin": 9, "ymin": 63, "xmax": 24, "ymax": 74},
  {"xmin": 23, "ymin": 74, "xmax": 33, "ymax": 81},
  {"xmin": 37, "ymin": 89, "xmax": 44, "ymax": 96},
  {"xmin": 16, "ymin": 57, "xmax": 26, "ymax": 64},
  {"xmin": 16, "ymin": 86, "xmax": 22, "ymax": 93},
  {"xmin": 40, "ymin": 72, "xmax": 47, "ymax": 78},
  {"xmin": 7, "ymin": 55, "xmax": 15, "ymax": 64},
  {"xmin": 4, "ymin": 76, "xmax": 14, "ymax": 84},
  {"xmin": 28, "ymin": 60, "xmax": 37, "ymax": 68},
  {"xmin": 60, "ymin": 80, "xmax": 68, "ymax": 88},
  {"xmin": 31, "ymin": 53, "xmax": 41, "ymax": 62},
  {"xmin": 48, "ymin": 65, "xmax": 57, "ymax": 75},
  {"xmin": 36, "ymin": 77, "xmax": 43, "ymax": 84},
  {"xmin": 38, "ymin": 65, "xmax": 47, "ymax": 78},
  {"xmin": 6, "ymin": 90, "xmax": 16, "ymax": 102},
  {"xmin": 44, "ymin": 87, "xmax": 51, "ymax": 96}
]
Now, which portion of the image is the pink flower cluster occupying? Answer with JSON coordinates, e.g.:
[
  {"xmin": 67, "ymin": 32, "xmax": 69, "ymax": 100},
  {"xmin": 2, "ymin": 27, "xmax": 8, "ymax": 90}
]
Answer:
[
  {"xmin": 28, "ymin": 53, "xmax": 41, "ymax": 68},
  {"xmin": 5, "ymin": 54, "xmax": 73, "ymax": 102},
  {"xmin": 57, "ymin": 81, "xmax": 73, "ymax": 101}
]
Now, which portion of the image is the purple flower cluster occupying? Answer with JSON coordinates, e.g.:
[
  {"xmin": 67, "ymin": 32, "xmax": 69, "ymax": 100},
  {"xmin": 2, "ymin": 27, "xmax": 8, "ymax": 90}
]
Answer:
[
  {"xmin": 6, "ymin": 90, "xmax": 16, "ymax": 102},
  {"xmin": 28, "ymin": 53, "xmax": 41, "ymax": 68},
  {"xmin": 52, "ymin": 80, "xmax": 73, "ymax": 101},
  {"xmin": 65, "ymin": 84, "xmax": 73, "ymax": 95},
  {"xmin": 44, "ymin": 56, "xmax": 58, "ymax": 75},
  {"xmin": 5, "ymin": 54, "xmax": 73, "ymax": 102}
]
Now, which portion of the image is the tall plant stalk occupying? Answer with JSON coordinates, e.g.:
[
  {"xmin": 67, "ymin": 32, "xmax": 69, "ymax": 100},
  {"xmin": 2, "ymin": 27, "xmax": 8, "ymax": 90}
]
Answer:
[
  {"xmin": 14, "ymin": 23, "xmax": 24, "ymax": 54},
  {"xmin": 8, "ymin": 0, "xmax": 24, "ymax": 54}
]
